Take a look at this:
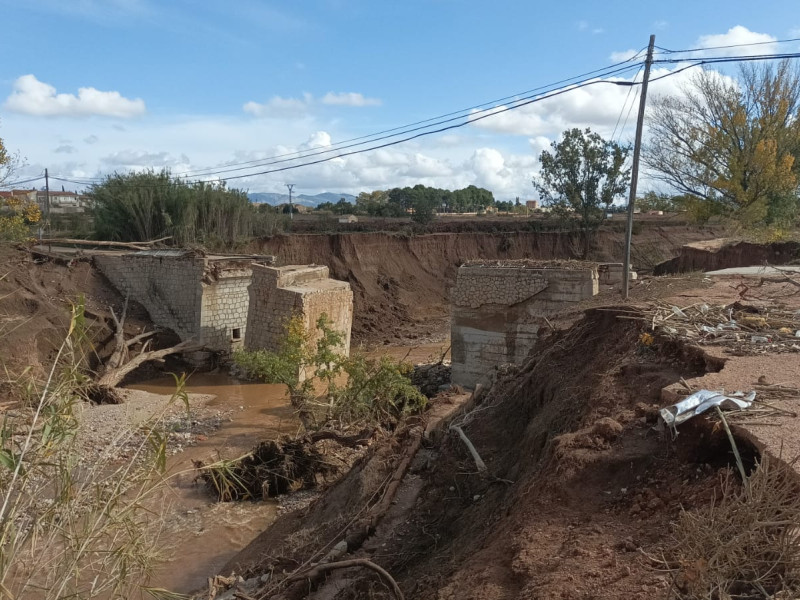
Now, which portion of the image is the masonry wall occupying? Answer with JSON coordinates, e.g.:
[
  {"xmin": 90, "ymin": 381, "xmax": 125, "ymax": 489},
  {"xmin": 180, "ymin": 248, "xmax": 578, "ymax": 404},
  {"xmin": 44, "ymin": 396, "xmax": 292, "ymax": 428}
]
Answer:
[
  {"xmin": 245, "ymin": 264, "xmax": 353, "ymax": 360},
  {"xmin": 94, "ymin": 254, "xmax": 205, "ymax": 340},
  {"xmin": 451, "ymin": 264, "xmax": 598, "ymax": 387},
  {"xmin": 200, "ymin": 269, "xmax": 252, "ymax": 351},
  {"xmin": 94, "ymin": 253, "xmax": 254, "ymax": 352}
]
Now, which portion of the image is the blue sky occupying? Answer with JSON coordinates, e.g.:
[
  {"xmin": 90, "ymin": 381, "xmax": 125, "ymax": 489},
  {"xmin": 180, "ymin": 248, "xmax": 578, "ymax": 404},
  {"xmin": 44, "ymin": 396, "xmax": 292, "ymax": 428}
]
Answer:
[{"xmin": 1, "ymin": 0, "xmax": 799, "ymax": 200}]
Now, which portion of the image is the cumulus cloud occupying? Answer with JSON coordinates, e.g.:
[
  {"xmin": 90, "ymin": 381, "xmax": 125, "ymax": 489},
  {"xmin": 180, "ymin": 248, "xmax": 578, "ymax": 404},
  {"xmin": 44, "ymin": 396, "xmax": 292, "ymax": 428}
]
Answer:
[
  {"xmin": 54, "ymin": 144, "xmax": 77, "ymax": 154},
  {"xmin": 321, "ymin": 92, "xmax": 381, "ymax": 107},
  {"xmin": 694, "ymin": 25, "xmax": 776, "ymax": 56},
  {"xmin": 609, "ymin": 49, "xmax": 639, "ymax": 62},
  {"xmin": 84, "ymin": 134, "xmax": 99, "ymax": 144},
  {"xmin": 4, "ymin": 74, "xmax": 146, "ymax": 118},
  {"xmin": 101, "ymin": 149, "xmax": 191, "ymax": 170},
  {"xmin": 243, "ymin": 93, "xmax": 313, "ymax": 118},
  {"xmin": 244, "ymin": 91, "xmax": 381, "ymax": 117}
]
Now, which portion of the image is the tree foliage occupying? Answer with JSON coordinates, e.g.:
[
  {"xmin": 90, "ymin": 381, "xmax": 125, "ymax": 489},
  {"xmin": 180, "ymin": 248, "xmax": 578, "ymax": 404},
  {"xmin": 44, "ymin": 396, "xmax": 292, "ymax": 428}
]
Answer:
[
  {"xmin": 90, "ymin": 170, "xmax": 285, "ymax": 249},
  {"xmin": 644, "ymin": 60, "xmax": 800, "ymax": 226},
  {"xmin": 534, "ymin": 128, "xmax": 630, "ymax": 257},
  {"xmin": 234, "ymin": 314, "xmax": 425, "ymax": 430},
  {"xmin": 0, "ymin": 195, "xmax": 41, "ymax": 241}
]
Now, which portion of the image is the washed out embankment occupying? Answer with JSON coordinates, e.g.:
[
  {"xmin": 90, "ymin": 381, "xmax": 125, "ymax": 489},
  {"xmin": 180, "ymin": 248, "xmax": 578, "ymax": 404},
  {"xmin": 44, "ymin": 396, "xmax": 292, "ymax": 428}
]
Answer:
[
  {"xmin": 254, "ymin": 227, "xmax": 718, "ymax": 345},
  {"xmin": 219, "ymin": 307, "xmax": 763, "ymax": 600},
  {"xmin": 655, "ymin": 238, "xmax": 800, "ymax": 275}
]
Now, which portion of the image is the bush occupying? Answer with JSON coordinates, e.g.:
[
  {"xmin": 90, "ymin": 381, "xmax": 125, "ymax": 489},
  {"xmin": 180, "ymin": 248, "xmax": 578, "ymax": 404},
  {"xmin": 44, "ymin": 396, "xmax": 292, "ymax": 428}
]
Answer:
[{"xmin": 234, "ymin": 314, "xmax": 425, "ymax": 430}]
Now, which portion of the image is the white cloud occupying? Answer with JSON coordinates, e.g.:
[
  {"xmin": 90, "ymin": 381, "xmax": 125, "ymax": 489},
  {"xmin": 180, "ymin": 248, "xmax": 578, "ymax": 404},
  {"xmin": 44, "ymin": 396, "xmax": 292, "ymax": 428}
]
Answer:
[
  {"xmin": 54, "ymin": 144, "xmax": 76, "ymax": 154},
  {"xmin": 244, "ymin": 91, "xmax": 381, "ymax": 117},
  {"xmin": 694, "ymin": 25, "xmax": 777, "ymax": 56},
  {"xmin": 243, "ymin": 93, "xmax": 313, "ymax": 118},
  {"xmin": 321, "ymin": 92, "xmax": 381, "ymax": 107},
  {"xmin": 3, "ymin": 74, "xmax": 146, "ymax": 118},
  {"xmin": 84, "ymin": 134, "xmax": 99, "ymax": 144},
  {"xmin": 609, "ymin": 49, "xmax": 638, "ymax": 62}
]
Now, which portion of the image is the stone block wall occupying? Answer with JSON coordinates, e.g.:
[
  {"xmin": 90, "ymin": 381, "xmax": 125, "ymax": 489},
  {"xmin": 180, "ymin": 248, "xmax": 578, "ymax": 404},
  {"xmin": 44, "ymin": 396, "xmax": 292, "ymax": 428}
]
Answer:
[
  {"xmin": 451, "ymin": 263, "xmax": 598, "ymax": 387},
  {"xmin": 94, "ymin": 252, "xmax": 205, "ymax": 340},
  {"xmin": 245, "ymin": 264, "xmax": 353, "ymax": 358},
  {"xmin": 199, "ymin": 268, "xmax": 252, "ymax": 350}
]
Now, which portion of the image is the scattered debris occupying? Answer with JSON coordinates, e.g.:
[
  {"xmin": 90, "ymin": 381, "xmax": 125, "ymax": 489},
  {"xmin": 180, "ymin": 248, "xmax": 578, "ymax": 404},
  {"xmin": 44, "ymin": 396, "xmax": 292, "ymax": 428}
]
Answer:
[{"xmin": 659, "ymin": 389, "xmax": 755, "ymax": 431}]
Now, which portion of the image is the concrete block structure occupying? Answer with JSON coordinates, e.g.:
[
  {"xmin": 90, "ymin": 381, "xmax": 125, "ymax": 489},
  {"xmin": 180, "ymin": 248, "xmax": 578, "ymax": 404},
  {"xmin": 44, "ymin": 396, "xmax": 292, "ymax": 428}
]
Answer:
[
  {"xmin": 245, "ymin": 264, "xmax": 353, "ymax": 358},
  {"xmin": 598, "ymin": 263, "xmax": 638, "ymax": 286},
  {"xmin": 94, "ymin": 250, "xmax": 263, "ymax": 353},
  {"xmin": 451, "ymin": 261, "xmax": 599, "ymax": 387}
]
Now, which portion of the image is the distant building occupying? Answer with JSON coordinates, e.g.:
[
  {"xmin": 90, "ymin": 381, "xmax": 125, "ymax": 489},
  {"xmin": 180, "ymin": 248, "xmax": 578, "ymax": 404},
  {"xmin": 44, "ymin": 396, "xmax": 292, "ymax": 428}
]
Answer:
[
  {"xmin": 0, "ymin": 189, "xmax": 37, "ymax": 203},
  {"xmin": 338, "ymin": 214, "xmax": 358, "ymax": 224},
  {"xmin": 36, "ymin": 190, "xmax": 89, "ymax": 214},
  {"xmin": 526, "ymin": 200, "xmax": 539, "ymax": 209},
  {"xmin": 647, "ymin": 210, "xmax": 664, "ymax": 216}
]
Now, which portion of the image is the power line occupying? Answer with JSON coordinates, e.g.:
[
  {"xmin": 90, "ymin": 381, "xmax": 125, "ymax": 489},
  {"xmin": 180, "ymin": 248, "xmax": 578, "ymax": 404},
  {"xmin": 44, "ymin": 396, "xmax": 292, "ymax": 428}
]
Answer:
[
  {"xmin": 50, "ymin": 63, "xmax": 646, "ymax": 189},
  {"xmin": 611, "ymin": 65, "xmax": 642, "ymax": 143},
  {"xmin": 654, "ymin": 36, "xmax": 800, "ymax": 55},
  {"xmin": 169, "ymin": 60, "xmax": 648, "ymax": 180},
  {"xmin": 171, "ymin": 49, "xmax": 649, "ymax": 179},
  {"xmin": 0, "ymin": 174, "xmax": 45, "ymax": 189}
]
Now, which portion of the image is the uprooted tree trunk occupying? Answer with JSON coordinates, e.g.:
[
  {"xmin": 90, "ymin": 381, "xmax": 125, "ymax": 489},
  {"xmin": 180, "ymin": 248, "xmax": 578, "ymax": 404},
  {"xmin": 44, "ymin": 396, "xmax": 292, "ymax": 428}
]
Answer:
[{"xmin": 89, "ymin": 297, "xmax": 199, "ymax": 402}]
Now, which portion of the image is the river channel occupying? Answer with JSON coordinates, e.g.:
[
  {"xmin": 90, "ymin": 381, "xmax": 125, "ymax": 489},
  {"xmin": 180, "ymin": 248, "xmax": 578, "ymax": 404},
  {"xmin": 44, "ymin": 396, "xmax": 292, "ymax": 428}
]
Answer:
[{"xmin": 130, "ymin": 342, "xmax": 449, "ymax": 595}]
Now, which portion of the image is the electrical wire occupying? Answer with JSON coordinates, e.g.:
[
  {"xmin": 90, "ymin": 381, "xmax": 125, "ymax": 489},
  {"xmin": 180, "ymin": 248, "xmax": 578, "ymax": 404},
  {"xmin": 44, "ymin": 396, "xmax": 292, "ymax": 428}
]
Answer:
[
  {"xmin": 0, "ymin": 174, "xmax": 45, "ymax": 189},
  {"xmin": 655, "ymin": 36, "xmax": 800, "ymax": 55},
  {"xmin": 169, "ymin": 48, "xmax": 650, "ymax": 179},
  {"xmin": 610, "ymin": 65, "xmax": 642, "ymax": 142},
  {"xmin": 49, "ymin": 63, "xmax": 646, "ymax": 188}
]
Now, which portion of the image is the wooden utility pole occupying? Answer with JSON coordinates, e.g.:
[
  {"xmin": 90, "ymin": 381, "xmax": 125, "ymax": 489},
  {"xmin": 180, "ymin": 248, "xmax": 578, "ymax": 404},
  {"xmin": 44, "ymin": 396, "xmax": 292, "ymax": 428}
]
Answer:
[
  {"xmin": 44, "ymin": 168, "xmax": 51, "ymax": 248},
  {"xmin": 622, "ymin": 34, "xmax": 656, "ymax": 299},
  {"xmin": 286, "ymin": 183, "xmax": 294, "ymax": 220}
]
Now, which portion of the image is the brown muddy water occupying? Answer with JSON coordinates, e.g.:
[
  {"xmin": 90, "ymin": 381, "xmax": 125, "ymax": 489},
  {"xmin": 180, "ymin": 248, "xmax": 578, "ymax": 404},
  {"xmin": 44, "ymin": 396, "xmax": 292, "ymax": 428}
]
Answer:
[{"xmin": 131, "ymin": 341, "xmax": 449, "ymax": 595}]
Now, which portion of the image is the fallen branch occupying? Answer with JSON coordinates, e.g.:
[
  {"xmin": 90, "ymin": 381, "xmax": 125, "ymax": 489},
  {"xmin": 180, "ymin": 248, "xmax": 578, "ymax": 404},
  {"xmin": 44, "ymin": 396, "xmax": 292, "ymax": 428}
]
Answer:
[
  {"xmin": 288, "ymin": 559, "xmax": 404, "ymax": 600},
  {"xmin": 96, "ymin": 340, "xmax": 200, "ymax": 389},
  {"xmin": 39, "ymin": 236, "xmax": 172, "ymax": 250},
  {"xmin": 450, "ymin": 425, "xmax": 487, "ymax": 474}
]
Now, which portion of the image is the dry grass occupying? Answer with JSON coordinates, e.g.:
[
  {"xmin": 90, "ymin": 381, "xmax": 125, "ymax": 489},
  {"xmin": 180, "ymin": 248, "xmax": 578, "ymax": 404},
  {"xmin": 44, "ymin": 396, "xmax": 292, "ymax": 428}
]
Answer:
[{"xmin": 668, "ymin": 455, "xmax": 800, "ymax": 599}]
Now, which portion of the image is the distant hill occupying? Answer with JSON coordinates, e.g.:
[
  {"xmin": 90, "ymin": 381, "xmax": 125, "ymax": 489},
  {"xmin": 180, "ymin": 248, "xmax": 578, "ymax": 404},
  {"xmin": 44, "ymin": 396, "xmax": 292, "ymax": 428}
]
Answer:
[{"xmin": 248, "ymin": 192, "xmax": 357, "ymax": 207}]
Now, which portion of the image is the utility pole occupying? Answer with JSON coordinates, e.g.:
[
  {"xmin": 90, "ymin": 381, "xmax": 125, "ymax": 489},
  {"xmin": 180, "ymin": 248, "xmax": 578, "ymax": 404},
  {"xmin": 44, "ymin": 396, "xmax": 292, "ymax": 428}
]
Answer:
[
  {"xmin": 622, "ymin": 34, "xmax": 656, "ymax": 299},
  {"xmin": 286, "ymin": 183, "xmax": 294, "ymax": 220},
  {"xmin": 44, "ymin": 168, "xmax": 51, "ymax": 248}
]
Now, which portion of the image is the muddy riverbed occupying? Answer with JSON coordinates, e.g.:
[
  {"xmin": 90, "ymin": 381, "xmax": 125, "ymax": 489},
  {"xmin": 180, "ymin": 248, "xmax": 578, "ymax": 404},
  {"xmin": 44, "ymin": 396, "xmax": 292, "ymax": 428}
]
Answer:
[{"xmin": 129, "ymin": 341, "xmax": 450, "ymax": 595}]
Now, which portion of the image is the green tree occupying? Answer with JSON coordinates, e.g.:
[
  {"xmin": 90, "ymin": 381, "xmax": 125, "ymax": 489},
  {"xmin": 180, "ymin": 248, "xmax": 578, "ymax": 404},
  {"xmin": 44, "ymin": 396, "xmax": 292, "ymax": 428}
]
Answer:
[
  {"xmin": 644, "ymin": 60, "xmax": 800, "ymax": 227},
  {"xmin": 534, "ymin": 128, "xmax": 630, "ymax": 257}
]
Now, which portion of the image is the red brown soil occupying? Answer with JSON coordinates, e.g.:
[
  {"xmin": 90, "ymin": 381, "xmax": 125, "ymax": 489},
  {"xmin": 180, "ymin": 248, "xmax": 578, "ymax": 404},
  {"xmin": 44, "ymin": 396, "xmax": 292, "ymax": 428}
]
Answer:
[
  {"xmin": 0, "ymin": 246, "xmax": 154, "ymax": 407},
  {"xmin": 220, "ymin": 309, "xmax": 748, "ymax": 600},
  {"xmin": 253, "ymin": 226, "xmax": 720, "ymax": 345},
  {"xmin": 654, "ymin": 238, "xmax": 800, "ymax": 274}
]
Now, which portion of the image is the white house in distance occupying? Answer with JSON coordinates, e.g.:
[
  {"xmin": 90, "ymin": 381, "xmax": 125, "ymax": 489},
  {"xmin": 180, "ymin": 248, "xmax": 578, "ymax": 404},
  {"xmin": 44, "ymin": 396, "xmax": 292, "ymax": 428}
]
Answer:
[
  {"xmin": 338, "ymin": 214, "xmax": 358, "ymax": 224},
  {"xmin": 36, "ymin": 190, "xmax": 89, "ymax": 214}
]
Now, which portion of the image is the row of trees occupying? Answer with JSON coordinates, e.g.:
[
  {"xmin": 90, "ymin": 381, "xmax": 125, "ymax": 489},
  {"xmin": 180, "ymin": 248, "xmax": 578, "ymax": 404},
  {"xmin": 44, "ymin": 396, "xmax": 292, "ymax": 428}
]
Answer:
[{"xmin": 316, "ymin": 184, "xmax": 495, "ymax": 222}]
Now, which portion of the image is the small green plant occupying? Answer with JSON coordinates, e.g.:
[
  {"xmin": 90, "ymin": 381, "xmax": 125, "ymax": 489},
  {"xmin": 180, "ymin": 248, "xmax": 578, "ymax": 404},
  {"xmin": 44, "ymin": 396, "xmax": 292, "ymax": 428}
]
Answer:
[{"xmin": 234, "ymin": 314, "xmax": 425, "ymax": 430}]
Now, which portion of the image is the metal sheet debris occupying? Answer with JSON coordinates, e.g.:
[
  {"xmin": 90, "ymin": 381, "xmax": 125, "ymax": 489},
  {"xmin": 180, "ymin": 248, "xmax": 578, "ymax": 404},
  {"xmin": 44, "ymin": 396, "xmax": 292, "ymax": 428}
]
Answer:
[{"xmin": 660, "ymin": 389, "xmax": 756, "ymax": 429}]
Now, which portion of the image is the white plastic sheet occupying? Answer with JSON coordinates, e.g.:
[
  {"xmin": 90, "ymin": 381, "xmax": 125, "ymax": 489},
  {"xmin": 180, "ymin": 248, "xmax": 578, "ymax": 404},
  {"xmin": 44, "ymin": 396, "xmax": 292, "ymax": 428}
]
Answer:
[{"xmin": 659, "ymin": 389, "xmax": 756, "ymax": 429}]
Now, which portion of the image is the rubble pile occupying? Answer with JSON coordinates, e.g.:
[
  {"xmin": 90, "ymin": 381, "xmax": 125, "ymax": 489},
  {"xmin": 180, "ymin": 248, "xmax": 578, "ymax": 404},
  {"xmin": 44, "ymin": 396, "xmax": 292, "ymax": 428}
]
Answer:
[{"xmin": 630, "ymin": 302, "xmax": 800, "ymax": 355}]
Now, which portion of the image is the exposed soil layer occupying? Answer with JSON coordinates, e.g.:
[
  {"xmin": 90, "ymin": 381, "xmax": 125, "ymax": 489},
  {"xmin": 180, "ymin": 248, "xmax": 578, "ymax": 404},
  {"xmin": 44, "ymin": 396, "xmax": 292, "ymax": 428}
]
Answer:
[
  {"xmin": 654, "ymin": 239, "xmax": 800, "ymax": 275},
  {"xmin": 219, "ymin": 309, "xmax": 751, "ymax": 600},
  {"xmin": 0, "ymin": 246, "xmax": 161, "ymax": 407},
  {"xmin": 254, "ymin": 227, "xmax": 719, "ymax": 344}
]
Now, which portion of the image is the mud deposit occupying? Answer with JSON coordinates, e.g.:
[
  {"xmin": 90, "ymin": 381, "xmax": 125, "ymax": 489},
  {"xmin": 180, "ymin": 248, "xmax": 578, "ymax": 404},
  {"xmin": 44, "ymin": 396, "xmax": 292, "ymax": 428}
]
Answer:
[
  {"xmin": 218, "ymin": 309, "xmax": 751, "ymax": 600},
  {"xmin": 129, "ymin": 374, "xmax": 295, "ymax": 595}
]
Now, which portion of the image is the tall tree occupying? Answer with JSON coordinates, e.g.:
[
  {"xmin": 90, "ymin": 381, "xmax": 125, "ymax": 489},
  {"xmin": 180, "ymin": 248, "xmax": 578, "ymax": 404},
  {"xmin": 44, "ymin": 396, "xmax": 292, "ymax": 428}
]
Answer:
[
  {"xmin": 644, "ymin": 60, "xmax": 800, "ymax": 226},
  {"xmin": 534, "ymin": 128, "xmax": 630, "ymax": 257}
]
